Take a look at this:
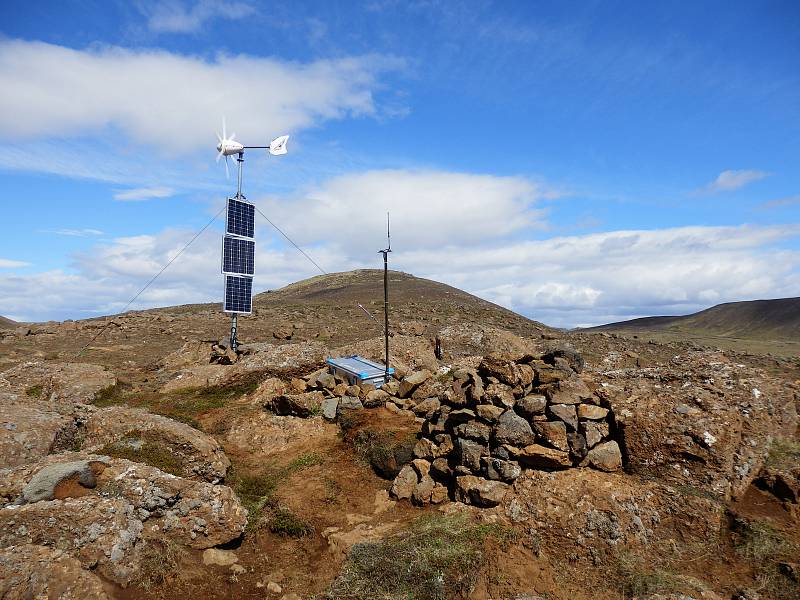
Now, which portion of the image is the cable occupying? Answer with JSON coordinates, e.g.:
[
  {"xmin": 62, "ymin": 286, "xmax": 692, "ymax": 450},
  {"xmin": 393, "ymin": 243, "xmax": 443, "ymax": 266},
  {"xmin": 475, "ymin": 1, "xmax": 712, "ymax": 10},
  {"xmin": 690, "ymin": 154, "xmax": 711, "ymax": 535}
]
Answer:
[
  {"xmin": 253, "ymin": 205, "xmax": 327, "ymax": 275},
  {"xmin": 75, "ymin": 204, "xmax": 225, "ymax": 358}
]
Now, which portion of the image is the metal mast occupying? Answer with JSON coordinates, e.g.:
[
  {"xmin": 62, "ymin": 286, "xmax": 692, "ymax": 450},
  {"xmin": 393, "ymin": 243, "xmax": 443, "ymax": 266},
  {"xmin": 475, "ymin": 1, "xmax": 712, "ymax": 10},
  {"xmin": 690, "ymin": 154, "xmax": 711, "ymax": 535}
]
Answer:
[
  {"xmin": 378, "ymin": 212, "xmax": 391, "ymax": 383},
  {"xmin": 229, "ymin": 150, "xmax": 245, "ymax": 353}
]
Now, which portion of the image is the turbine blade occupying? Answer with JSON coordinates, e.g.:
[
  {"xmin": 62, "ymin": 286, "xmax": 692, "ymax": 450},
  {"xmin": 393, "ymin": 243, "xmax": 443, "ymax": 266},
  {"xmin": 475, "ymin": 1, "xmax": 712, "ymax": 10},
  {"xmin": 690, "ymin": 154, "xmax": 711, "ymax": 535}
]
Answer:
[
  {"xmin": 216, "ymin": 149, "xmax": 223, "ymax": 163},
  {"xmin": 225, "ymin": 155, "xmax": 230, "ymax": 179},
  {"xmin": 216, "ymin": 132, "xmax": 222, "ymax": 143},
  {"xmin": 222, "ymin": 116, "xmax": 227, "ymax": 141},
  {"xmin": 230, "ymin": 132, "xmax": 236, "ymax": 141}
]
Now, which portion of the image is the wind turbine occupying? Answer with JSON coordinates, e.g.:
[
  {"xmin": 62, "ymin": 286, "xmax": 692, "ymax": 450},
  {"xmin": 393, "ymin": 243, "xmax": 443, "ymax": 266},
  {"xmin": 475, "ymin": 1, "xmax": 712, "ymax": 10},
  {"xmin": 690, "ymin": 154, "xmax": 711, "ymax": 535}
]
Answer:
[{"xmin": 216, "ymin": 117, "xmax": 289, "ymax": 180}]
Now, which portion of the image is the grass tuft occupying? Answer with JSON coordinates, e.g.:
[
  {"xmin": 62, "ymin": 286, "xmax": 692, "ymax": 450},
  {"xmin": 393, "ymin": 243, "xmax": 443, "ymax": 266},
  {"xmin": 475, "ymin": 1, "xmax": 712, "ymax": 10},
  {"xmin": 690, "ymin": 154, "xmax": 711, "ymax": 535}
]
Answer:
[
  {"xmin": 137, "ymin": 538, "xmax": 186, "ymax": 592},
  {"xmin": 25, "ymin": 384, "xmax": 43, "ymax": 398},
  {"xmin": 268, "ymin": 507, "xmax": 314, "ymax": 537},
  {"xmin": 731, "ymin": 518, "xmax": 800, "ymax": 600},
  {"xmin": 325, "ymin": 514, "xmax": 513, "ymax": 600}
]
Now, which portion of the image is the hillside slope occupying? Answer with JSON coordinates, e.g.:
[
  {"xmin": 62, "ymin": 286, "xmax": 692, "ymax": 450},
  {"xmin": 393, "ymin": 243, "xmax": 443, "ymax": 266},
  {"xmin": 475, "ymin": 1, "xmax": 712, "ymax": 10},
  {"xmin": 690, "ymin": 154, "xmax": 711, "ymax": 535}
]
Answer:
[
  {"xmin": 0, "ymin": 316, "xmax": 16, "ymax": 329},
  {"xmin": 588, "ymin": 297, "xmax": 800, "ymax": 341}
]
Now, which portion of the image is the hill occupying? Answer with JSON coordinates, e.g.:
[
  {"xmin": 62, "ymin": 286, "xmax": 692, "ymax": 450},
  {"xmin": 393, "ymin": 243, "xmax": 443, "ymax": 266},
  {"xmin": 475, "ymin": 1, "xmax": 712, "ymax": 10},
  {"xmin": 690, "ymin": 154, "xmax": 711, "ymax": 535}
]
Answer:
[
  {"xmin": 584, "ymin": 297, "xmax": 800, "ymax": 356},
  {"xmin": 0, "ymin": 315, "xmax": 16, "ymax": 329}
]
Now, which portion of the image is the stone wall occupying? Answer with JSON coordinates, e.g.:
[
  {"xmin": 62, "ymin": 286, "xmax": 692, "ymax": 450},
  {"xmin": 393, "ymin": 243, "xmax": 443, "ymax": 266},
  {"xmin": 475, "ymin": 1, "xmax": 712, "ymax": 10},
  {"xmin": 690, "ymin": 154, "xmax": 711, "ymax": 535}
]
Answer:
[{"xmin": 389, "ymin": 349, "xmax": 623, "ymax": 507}]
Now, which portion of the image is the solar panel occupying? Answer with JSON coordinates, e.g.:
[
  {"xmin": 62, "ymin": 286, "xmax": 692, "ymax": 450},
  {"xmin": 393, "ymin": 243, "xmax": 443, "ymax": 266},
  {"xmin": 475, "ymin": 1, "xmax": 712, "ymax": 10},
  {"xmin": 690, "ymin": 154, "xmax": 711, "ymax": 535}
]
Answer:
[
  {"xmin": 221, "ymin": 236, "xmax": 255, "ymax": 275},
  {"xmin": 223, "ymin": 275, "xmax": 253, "ymax": 314},
  {"xmin": 225, "ymin": 198, "xmax": 255, "ymax": 239}
]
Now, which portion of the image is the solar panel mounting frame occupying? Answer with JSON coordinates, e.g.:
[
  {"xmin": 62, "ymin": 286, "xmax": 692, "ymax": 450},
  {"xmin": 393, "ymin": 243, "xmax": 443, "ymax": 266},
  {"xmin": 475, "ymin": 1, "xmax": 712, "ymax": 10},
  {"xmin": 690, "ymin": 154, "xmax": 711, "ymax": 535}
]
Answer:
[
  {"xmin": 220, "ymin": 236, "xmax": 256, "ymax": 276},
  {"xmin": 223, "ymin": 275, "xmax": 253, "ymax": 315},
  {"xmin": 225, "ymin": 197, "xmax": 256, "ymax": 239}
]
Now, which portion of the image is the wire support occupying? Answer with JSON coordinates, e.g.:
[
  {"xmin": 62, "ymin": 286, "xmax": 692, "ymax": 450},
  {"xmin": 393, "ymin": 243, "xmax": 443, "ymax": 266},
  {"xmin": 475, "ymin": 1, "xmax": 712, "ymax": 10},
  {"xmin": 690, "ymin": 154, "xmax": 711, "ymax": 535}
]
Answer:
[
  {"xmin": 75, "ymin": 204, "xmax": 226, "ymax": 358},
  {"xmin": 253, "ymin": 205, "xmax": 327, "ymax": 275}
]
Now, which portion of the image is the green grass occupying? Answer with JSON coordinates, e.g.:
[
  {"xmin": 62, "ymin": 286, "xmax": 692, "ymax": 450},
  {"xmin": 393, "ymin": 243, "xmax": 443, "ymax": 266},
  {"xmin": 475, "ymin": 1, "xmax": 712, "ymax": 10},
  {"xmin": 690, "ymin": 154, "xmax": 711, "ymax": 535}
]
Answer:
[
  {"xmin": 93, "ymin": 383, "xmax": 126, "ymax": 407},
  {"xmin": 324, "ymin": 514, "xmax": 515, "ymax": 600},
  {"xmin": 24, "ymin": 384, "xmax": 43, "ymax": 398},
  {"xmin": 100, "ymin": 430, "xmax": 185, "ymax": 477}
]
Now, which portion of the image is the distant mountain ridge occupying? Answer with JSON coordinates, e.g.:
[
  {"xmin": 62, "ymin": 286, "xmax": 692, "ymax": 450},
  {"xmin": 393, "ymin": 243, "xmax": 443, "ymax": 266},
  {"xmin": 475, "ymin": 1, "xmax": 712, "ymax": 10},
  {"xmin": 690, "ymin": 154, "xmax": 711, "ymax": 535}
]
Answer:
[
  {"xmin": 0, "ymin": 316, "xmax": 17, "ymax": 329},
  {"xmin": 586, "ymin": 297, "xmax": 800, "ymax": 340}
]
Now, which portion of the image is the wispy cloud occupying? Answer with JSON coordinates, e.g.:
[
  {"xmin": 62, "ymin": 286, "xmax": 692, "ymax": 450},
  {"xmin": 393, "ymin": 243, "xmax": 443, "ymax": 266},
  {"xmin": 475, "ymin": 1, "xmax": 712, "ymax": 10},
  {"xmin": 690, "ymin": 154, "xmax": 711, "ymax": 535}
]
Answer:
[
  {"xmin": 0, "ymin": 259, "xmax": 29, "ymax": 268},
  {"xmin": 758, "ymin": 194, "xmax": 800, "ymax": 211},
  {"xmin": 114, "ymin": 186, "xmax": 175, "ymax": 201},
  {"xmin": 42, "ymin": 228, "xmax": 105, "ymax": 237},
  {"xmin": 702, "ymin": 169, "xmax": 770, "ymax": 193},
  {"xmin": 139, "ymin": 0, "xmax": 256, "ymax": 34}
]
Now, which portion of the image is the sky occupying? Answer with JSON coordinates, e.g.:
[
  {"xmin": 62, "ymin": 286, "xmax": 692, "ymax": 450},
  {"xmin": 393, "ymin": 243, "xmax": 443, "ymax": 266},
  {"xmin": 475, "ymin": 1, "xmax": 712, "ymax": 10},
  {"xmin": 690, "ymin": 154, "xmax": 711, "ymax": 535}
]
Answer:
[{"xmin": 0, "ymin": 0, "xmax": 798, "ymax": 328}]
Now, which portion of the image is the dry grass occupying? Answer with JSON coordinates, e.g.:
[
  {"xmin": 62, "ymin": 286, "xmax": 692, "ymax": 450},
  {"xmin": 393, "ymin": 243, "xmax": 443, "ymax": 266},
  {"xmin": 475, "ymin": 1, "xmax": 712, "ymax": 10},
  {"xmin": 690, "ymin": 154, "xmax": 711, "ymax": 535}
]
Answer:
[
  {"xmin": 765, "ymin": 438, "xmax": 800, "ymax": 471},
  {"xmin": 732, "ymin": 518, "xmax": 800, "ymax": 600},
  {"xmin": 100, "ymin": 430, "xmax": 185, "ymax": 477},
  {"xmin": 324, "ymin": 514, "xmax": 514, "ymax": 600},
  {"xmin": 137, "ymin": 538, "xmax": 187, "ymax": 594}
]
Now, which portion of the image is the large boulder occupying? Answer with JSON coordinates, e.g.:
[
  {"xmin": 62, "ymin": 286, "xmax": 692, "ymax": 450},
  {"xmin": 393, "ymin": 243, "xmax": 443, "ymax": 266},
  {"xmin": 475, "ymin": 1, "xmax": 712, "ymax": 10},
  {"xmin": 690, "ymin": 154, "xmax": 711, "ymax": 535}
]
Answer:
[
  {"xmin": 0, "ymin": 454, "xmax": 247, "ymax": 585},
  {"xmin": 0, "ymin": 544, "xmax": 111, "ymax": 599},
  {"xmin": 80, "ymin": 406, "xmax": 231, "ymax": 483}
]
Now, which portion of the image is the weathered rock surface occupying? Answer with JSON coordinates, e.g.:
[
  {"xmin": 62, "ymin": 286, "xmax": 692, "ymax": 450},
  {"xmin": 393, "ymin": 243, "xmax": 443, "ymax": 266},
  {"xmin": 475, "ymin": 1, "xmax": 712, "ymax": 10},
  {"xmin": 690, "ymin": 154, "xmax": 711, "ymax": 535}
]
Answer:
[
  {"xmin": 0, "ymin": 454, "xmax": 247, "ymax": 585},
  {"xmin": 0, "ymin": 361, "xmax": 116, "ymax": 405},
  {"xmin": 80, "ymin": 406, "xmax": 230, "ymax": 482},
  {"xmin": 0, "ymin": 397, "xmax": 79, "ymax": 468},
  {"xmin": 455, "ymin": 475, "xmax": 509, "ymax": 507},
  {"xmin": 0, "ymin": 544, "xmax": 111, "ymax": 599},
  {"xmin": 270, "ymin": 391, "xmax": 324, "ymax": 417}
]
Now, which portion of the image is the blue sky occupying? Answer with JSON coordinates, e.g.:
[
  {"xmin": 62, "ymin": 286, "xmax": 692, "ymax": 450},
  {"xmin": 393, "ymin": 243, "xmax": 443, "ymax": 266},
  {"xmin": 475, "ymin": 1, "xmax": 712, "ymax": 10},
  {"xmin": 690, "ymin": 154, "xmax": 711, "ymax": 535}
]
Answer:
[{"xmin": 0, "ymin": 0, "xmax": 798, "ymax": 327}]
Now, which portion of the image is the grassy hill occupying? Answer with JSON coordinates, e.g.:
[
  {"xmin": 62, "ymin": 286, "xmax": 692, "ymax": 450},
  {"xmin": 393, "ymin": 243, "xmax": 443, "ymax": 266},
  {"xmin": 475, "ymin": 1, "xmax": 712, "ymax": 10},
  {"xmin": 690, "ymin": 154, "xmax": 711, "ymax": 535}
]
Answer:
[{"xmin": 585, "ymin": 297, "xmax": 800, "ymax": 356}]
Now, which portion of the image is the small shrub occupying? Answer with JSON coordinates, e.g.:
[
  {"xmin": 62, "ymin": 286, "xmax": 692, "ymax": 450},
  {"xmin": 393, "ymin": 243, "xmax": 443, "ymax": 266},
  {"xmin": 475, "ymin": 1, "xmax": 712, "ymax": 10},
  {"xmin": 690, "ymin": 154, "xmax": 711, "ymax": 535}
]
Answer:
[
  {"xmin": 25, "ymin": 384, "xmax": 43, "ymax": 398},
  {"xmin": 268, "ymin": 507, "xmax": 314, "ymax": 537},
  {"xmin": 93, "ymin": 384, "xmax": 125, "ymax": 407}
]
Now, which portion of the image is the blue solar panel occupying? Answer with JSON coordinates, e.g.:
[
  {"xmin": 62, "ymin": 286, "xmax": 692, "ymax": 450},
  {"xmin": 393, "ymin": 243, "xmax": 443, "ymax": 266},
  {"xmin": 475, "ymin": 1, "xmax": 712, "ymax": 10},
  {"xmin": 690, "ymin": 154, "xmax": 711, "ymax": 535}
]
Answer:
[
  {"xmin": 223, "ymin": 275, "xmax": 253, "ymax": 314},
  {"xmin": 221, "ymin": 237, "xmax": 255, "ymax": 275},
  {"xmin": 225, "ymin": 198, "xmax": 255, "ymax": 239}
]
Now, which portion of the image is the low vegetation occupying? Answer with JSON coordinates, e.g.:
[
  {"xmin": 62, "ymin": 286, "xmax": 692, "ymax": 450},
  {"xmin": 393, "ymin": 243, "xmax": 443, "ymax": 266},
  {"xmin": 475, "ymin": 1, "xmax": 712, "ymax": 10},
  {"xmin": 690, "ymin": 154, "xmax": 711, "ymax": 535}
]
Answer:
[
  {"xmin": 24, "ymin": 384, "xmax": 43, "ymax": 398},
  {"xmin": 731, "ymin": 518, "xmax": 799, "ymax": 600},
  {"xmin": 229, "ymin": 452, "xmax": 324, "ymax": 533},
  {"xmin": 99, "ymin": 430, "xmax": 185, "ymax": 477},
  {"xmin": 325, "ymin": 514, "xmax": 515, "ymax": 600},
  {"xmin": 765, "ymin": 438, "xmax": 800, "ymax": 471},
  {"xmin": 137, "ymin": 538, "xmax": 186, "ymax": 592}
]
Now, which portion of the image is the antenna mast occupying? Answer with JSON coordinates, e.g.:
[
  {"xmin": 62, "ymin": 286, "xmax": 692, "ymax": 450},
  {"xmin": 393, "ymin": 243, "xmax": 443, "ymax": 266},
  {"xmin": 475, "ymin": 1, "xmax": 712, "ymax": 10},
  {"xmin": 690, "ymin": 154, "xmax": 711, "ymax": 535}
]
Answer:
[{"xmin": 378, "ymin": 212, "xmax": 391, "ymax": 383}]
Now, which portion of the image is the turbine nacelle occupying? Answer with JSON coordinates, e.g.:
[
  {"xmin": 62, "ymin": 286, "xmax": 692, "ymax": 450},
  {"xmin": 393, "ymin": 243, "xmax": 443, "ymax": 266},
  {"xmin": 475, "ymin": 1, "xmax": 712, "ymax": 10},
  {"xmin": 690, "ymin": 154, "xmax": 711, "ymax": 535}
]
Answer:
[{"xmin": 216, "ymin": 139, "xmax": 244, "ymax": 156}]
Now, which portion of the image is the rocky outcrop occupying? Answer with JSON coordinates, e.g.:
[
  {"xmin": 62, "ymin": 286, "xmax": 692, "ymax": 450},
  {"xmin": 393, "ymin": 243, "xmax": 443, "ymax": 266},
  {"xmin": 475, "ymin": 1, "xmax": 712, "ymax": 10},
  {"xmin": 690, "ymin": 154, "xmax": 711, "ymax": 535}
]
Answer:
[
  {"xmin": 600, "ymin": 350, "xmax": 798, "ymax": 500},
  {"xmin": 0, "ymin": 395, "xmax": 79, "ymax": 468},
  {"xmin": 0, "ymin": 454, "xmax": 247, "ymax": 586},
  {"xmin": 390, "ymin": 350, "xmax": 622, "ymax": 506},
  {"xmin": 0, "ymin": 361, "xmax": 116, "ymax": 404},
  {"xmin": 0, "ymin": 544, "xmax": 111, "ymax": 599},
  {"xmin": 80, "ymin": 406, "xmax": 231, "ymax": 483}
]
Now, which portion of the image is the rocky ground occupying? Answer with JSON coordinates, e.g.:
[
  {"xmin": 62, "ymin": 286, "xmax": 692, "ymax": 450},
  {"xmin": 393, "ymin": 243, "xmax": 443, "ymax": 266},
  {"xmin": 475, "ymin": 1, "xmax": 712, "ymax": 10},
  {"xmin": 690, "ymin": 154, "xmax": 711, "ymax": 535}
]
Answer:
[{"xmin": 0, "ymin": 270, "xmax": 798, "ymax": 600}]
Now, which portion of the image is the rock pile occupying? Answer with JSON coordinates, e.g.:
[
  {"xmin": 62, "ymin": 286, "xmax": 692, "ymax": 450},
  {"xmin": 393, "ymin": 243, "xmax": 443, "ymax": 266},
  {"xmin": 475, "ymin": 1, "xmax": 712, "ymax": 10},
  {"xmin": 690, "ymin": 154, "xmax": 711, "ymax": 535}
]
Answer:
[{"xmin": 389, "ymin": 349, "xmax": 623, "ymax": 507}]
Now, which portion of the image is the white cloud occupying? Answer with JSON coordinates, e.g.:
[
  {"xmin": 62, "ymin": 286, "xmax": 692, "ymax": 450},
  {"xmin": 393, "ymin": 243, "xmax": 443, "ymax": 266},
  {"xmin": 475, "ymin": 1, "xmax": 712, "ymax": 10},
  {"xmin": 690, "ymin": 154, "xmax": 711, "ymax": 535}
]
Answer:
[
  {"xmin": 43, "ymin": 229, "xmax": 105, "ymax": 237},
  {"xmin": 256, "ymin": 169, "xmax": 553, "ymax": 254},
  {"xmin": 0, "ymin": 259, "xmax": 29, "ymax": 269},
  {"xmin": 139, "ymin": 0, "xmax": 256, "ymax": 34},
  {"xmin": 1, "ymin": 169, "xmax": 798, "ymax": 326},
  {"xmin": 704, "ymin": 169, "xmax": 769, "ymax": 193},
  {"xmin": 0, "ymin": 39, "xmax": 402, "ymax": 154},
  {"xmin": 114, "ymin": 186, "xmax": 175, "ymax": 201}
]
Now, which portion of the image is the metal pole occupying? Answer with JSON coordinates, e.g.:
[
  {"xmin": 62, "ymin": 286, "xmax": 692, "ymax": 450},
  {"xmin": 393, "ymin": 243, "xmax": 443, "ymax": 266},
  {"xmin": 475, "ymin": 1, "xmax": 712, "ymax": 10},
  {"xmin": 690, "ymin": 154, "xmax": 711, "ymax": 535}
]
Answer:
[
  {"xmin": 229, "ymin": 151, "xmax": 245, "ymax": 353},
  {"xmin": 383, "ymin": 250, "xmax": 389, "ymax": 382}
]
